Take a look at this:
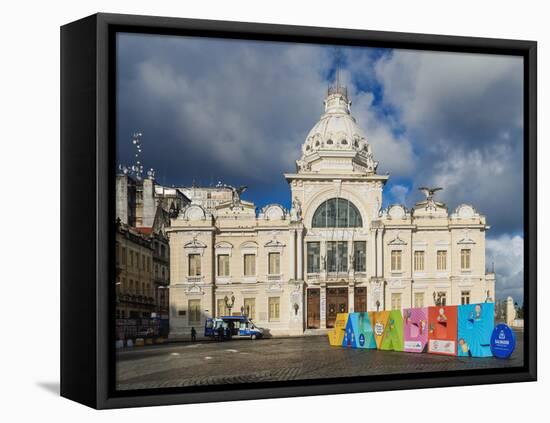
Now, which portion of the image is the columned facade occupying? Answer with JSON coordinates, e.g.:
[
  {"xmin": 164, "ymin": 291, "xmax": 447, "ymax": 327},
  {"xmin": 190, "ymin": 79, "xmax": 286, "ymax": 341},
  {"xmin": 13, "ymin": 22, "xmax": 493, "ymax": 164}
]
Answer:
[{"xmin": 168, "ymin": 81, "xmax": 495, "ymax": 338}]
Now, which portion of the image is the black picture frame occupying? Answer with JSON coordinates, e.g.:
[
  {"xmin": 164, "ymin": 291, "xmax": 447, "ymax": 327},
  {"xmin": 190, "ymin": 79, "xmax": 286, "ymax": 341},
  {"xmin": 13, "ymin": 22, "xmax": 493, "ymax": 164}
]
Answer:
[{"xmin": 60, "ymin": 12, "xmax": 537, "ymax": 409}]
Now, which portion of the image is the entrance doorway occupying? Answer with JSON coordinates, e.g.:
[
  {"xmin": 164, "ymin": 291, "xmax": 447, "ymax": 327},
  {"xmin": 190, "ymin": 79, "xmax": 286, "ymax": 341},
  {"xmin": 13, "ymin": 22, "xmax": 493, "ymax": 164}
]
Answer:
[
  {"xmin": 326, "ymin": 287, "xmax": 348, "ymax": 328},
  {"xmin": 354, "ymin": 287, "xmax": 367, "ymax": 312},
  {"xmin": 307, "ymin": 289, "xmax": 320, "ymax": 329}
]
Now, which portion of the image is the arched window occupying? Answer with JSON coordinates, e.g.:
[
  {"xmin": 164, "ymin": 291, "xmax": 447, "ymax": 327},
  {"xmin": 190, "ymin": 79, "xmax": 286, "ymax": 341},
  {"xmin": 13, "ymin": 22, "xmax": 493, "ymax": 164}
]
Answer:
[{"xmin": 312, "ymin": 198, "xmax": 363, "ymax": 228}]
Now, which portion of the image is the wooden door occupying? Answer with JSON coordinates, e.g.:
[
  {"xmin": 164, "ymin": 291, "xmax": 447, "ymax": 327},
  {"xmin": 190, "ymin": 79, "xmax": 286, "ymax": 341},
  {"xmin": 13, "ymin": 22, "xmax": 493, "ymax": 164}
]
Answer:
[
  {"xmin": 307, "ymin": 289, "xmax": 320, "ymax": 329},
  {"xmin": 354, "ymin": 287, "xmax": 367, "ymax": 312},
  {"xmin": 326, "ymin": 287, "xmax": 348, "ymax": 328}
]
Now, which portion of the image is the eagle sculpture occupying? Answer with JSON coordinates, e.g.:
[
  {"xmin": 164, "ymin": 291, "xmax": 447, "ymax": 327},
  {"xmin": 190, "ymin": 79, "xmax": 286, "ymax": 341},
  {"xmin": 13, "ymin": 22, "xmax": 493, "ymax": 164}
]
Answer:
[{"xmin": 418, "ymin": 187, "xmax": 442, "ymax": 202}]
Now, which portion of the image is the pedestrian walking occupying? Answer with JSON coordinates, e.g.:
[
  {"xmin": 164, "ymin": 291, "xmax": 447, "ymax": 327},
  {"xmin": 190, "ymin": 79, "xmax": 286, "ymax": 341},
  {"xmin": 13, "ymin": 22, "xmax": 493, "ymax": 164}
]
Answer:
[{"xmin": 191, "ymin": 327, "xmax": 197, "ymax": 342}]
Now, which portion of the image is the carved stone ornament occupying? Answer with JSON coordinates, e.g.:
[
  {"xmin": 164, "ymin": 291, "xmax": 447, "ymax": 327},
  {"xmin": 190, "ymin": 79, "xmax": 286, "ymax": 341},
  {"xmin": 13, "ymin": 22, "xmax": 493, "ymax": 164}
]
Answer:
[
  {"xmin": 290, "ymin": 197, "xmax": 302, "ymax": 221},
  {"xmin": 457, "ymin": 229, "xmax": 476, "ymax": 245},
  {"xmin": 388, "ymin": 231, "xmax": 407, "ymax": 246}
]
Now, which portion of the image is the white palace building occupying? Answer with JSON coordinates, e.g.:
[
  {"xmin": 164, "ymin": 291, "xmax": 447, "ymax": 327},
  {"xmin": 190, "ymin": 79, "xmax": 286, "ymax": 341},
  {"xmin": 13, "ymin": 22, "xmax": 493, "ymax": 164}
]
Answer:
[{"xmin": 167, "ymin": 82, "xmax": 495, "ymax": 338}]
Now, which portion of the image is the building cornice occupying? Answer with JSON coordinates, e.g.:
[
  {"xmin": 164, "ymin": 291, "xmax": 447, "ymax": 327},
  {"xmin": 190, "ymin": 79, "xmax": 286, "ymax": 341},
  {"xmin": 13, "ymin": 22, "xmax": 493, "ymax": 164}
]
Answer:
[{"xmin": 284, "ymin": 173, "xmax": 389, "ymax": 182}]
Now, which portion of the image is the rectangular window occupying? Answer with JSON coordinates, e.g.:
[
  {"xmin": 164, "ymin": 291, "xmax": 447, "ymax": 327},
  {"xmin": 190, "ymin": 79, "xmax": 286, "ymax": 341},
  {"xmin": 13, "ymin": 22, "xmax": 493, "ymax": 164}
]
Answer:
[
  {"xmin": 353, "ymin": 241, "xmax": 366, "ymax": 272},
  {"xmin": 337, "ymin": 242, "xmax": 348, "ymax": 272},
  {"xmin": 268, "ymin": 252, "xmax": 280, "ymax": 275},
  {"xmin": 461, "ymin": 249, "xmax": 471, "ymax": 270},
  {"xmin": 244, "ymin": 254, "xmax": 256, "ymax": 276},
  {"xmin": 414, "ymin": 251, "xmax": 425, "ymax": 272},
  {"xmin": 414, "ymin": 292, "xmax": 424, "ymax": 308},
  {"xmin": 437, "ymin": 250, "xmax": 447, "ymax": 271},
  {"xmin": 269, "ymin": 297, "xmax": 280, "ymax": 321},
  {"xmin": 188, "ymin": 254, "xmax": 201, "ymax": 276},
  {"xmin": 327, "ymin": 241, "xmax": 348, "ymax": 273},
  {"xmin": 217, "ymin": 299, "xmax": 228, "ymax": 317},
  {"xmin": 391, "ymin": 293, "xmax": 402, "ymax": 310},
  {"xmin": 121, "ymin": 247, "xmax": 126, "ymax": 265},
  {"xmin": 307, "ymin": 242, "xmax": 320, "ymax": 273},
  {"xmin": 244, "ymin": 298, "xmax": 256, "ymax": 320},
  {"xmin": 461, "ymin": 290, "xmax": 471, "ymax": 305},
  {"xmin": 217, "ymin": 254, "xmax": 230, "ymax": 277},
  {"xmin": 391, "ymin": 250, "xmax": 402, "ymax": 272},
  {"xmin": 129, "ymin": 250, "xmax": 134, "ymax": 267},
  {"xmin": 188, "ymin": 299, "xmax": 201, "ymax": 323}
]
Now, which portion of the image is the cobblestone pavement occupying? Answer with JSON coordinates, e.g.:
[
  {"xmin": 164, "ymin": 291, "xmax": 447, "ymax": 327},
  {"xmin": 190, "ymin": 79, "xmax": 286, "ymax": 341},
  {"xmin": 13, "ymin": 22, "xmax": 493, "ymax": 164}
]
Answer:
[{"xmin": 116, "ymin": 332, "xmax": 523, "ymax": 391}]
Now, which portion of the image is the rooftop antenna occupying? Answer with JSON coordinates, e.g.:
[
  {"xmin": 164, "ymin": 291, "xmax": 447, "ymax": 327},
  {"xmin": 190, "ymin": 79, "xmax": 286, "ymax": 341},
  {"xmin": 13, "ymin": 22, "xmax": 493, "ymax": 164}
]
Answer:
[{"xmin": 131, "ymin": 131, "xmax": 144, "ymax": 180}]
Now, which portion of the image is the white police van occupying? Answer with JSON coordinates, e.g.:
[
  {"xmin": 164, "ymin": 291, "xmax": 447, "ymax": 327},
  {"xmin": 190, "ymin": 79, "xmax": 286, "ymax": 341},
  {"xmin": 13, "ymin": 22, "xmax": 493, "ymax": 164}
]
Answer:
[{"xmin": 204, "ymin": 315, "xmax": 263, "ymax": 340}]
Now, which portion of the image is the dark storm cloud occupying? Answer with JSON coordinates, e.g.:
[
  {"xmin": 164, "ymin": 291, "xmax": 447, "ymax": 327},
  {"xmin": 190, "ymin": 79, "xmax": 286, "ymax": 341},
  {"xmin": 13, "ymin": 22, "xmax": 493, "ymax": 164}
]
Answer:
[
  {"xmin": 375, "ymin": 50, "xmax": 524, "ymax": 236},
  {"xmin": 116, "ymin": 35, "xmax": 412, "ymax": 205},
  {"xmin": 116, "ymin": 33, "xmax": 336, "ymax": 204}
]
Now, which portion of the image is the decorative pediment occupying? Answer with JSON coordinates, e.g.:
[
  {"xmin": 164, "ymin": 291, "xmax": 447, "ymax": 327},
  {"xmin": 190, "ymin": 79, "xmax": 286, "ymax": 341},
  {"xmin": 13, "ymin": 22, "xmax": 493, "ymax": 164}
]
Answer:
[
  {"xmin": 264, "ymin": 239, "xmax": 286, "ymax": 249},
  {"xmin": 184, "ymin": 235, "xmax": 207, "ymax": 255},
  {"xmin": 266, "ymin": 282, "xmax": 283, "ymax": 292},
  {"xmin": 457, "ymin": 229, "xmax": 476, "ymax": 245},
  {"xmin": 215, "ymin": 241, "xmax": 233, "ymax": 256},
  {"xmin": 185, "ymin": 284, "xmax": 205, "ymax": 295},
  {"xmin": 388, "ymin": 279, "xmax": 405, "ymax": 289},
  {"xmin": 240, "ymin": 241, "xmax": 258, "ymax": 255},
  {"xmin": 388, "ymin": 231, "xmax": 407, "ymax": 246},
  {"xmin": 184, "ymin": 239, "xmax": 207, "ymax": 249}
]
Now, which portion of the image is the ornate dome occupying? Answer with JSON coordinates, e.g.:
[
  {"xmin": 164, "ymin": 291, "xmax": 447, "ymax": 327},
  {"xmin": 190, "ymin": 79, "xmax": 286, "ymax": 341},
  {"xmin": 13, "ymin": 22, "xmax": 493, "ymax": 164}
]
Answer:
[{"xmin": 296, "ymin": 82, "xmax": 378, "ymax": 175}]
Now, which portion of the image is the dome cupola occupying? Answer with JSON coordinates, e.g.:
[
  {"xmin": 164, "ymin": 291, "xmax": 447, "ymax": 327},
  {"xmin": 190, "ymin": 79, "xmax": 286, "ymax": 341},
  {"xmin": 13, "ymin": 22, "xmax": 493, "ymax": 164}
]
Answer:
[{"xmin": 296, "ymin": 76, "xmax": 378, "ymax": 175}]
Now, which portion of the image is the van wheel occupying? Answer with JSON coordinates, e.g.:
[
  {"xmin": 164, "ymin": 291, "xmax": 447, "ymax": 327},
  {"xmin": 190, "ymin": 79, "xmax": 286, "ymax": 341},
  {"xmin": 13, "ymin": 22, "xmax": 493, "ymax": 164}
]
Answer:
[{"xmin": 251, "ymin": 334, "xmax": 257, "ymax": 340}]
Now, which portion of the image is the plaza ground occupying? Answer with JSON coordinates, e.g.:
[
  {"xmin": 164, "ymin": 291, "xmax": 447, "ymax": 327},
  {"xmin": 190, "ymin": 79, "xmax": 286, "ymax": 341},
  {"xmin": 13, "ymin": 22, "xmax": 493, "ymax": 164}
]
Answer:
[{"xmin": 116, "ymin": 331, "xmax": 523, "ymax": 390}]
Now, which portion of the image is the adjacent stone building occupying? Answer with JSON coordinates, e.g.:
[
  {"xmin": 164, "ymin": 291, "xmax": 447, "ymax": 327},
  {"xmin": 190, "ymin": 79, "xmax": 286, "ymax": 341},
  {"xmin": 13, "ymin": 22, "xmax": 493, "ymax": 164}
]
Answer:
[
  {"xmin": 115, "ymin": 171, "xmax": 188, "ymax": 322},
  {"xmin": 167, "ymin": 82, "xmax": 496, "ymax": 338},
  {"xmin": 115, "ymin": 222, "xmax": 156, "ymax": 319}
]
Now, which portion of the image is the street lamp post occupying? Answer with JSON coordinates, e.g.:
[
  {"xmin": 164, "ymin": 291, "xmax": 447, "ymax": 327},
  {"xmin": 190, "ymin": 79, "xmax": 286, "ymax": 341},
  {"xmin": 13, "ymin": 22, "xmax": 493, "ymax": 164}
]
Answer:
[{"xmin": 224, "ymin": 295, "xmax": 235, "ymax": 316}]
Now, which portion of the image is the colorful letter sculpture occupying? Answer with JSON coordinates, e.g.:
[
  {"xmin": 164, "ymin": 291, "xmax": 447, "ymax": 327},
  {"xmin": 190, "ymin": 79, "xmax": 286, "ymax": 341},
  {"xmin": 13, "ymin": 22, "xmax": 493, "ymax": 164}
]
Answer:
[
  {"xmin": 457, "ymin": 303, "xmax": 495, "ymax": 357},
  {"xmin": 428, "ymin": 305, "xmax": 458, "ymax": 355},
  {"xmin": 328, "ymin": 303, "xmax": 496, "ymax": 360},
  {"xmin": 370, "ymin": 311, "xmax": 404, "ymax": 351},
  {"xmin": 371, "ymin": 311, "xmax": 389, "ymax": 349},
  {"xmin": 403, "ymin": 307, "xmax": 429, "ymax": 353},
  {"xmin": 342, "ymin": 312, "xmax": 376, "ymax": 349},
  {"xmin": 328, "ymin": 313, "xmax": 348, "ymax": 346},
  {"xmin": 380, "ymin": 310, "xmax": 404, "ymax": 351}
]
